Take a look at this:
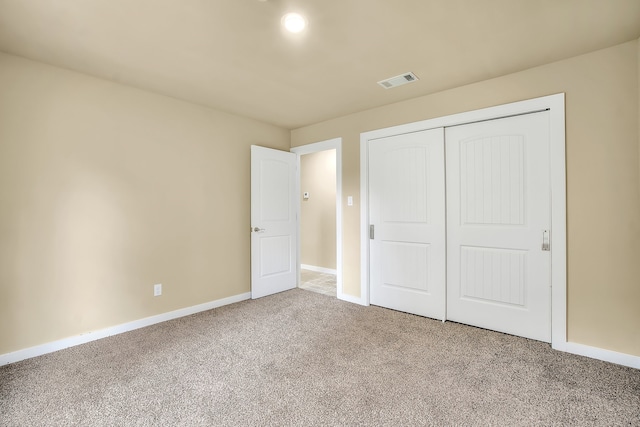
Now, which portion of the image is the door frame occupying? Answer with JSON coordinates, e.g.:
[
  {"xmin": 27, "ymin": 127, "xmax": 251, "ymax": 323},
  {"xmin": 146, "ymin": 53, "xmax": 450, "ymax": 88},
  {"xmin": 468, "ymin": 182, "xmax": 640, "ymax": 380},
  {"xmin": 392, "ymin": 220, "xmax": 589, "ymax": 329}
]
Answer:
[
  {"xmin": 291, "ymin": 138, "xmax": 344, "ymax": 300},
  {"xmin": 359, "ymin": 93, "xmax": 567, "ymax": 349}
]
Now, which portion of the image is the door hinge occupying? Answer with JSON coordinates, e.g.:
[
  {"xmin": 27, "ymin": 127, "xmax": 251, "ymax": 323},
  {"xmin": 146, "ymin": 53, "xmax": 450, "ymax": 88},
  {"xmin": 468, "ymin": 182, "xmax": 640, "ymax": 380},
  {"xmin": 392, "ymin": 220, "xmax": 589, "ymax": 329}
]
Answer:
[
  {"xmin": 370, "ymin": 224, "xmax": 375, "ymax": 240},
  {"xmin": 542, "ymin": 230, "xmax": 550, "ymax": 251}
]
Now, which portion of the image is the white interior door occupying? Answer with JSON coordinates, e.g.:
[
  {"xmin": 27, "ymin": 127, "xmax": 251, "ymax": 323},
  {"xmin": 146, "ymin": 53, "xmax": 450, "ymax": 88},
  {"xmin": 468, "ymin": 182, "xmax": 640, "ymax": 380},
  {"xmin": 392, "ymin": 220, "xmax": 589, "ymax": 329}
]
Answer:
[
  {"xmin": 445, "ymin": 112, "xmax": 551, "ymax": 342},
  {"xmin": 369, "ymin": 129, "xmax": 446, "ymax": 319},
  {"xmin": 250, "ymin": 145, "xmax": 297, "ymax": 299}
]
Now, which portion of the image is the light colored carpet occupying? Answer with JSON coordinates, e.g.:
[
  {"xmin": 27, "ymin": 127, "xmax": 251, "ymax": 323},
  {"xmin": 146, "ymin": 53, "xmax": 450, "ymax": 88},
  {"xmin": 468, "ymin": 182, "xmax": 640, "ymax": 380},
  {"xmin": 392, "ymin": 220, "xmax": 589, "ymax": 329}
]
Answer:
[{"xmin": 1, "ymin": 289, "xmax": 638, "ymax": 426}]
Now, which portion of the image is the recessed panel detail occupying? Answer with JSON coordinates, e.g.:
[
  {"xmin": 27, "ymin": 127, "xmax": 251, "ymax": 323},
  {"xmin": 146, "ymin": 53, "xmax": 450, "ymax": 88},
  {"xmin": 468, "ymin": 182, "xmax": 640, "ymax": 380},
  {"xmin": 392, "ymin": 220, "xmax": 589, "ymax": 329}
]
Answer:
[
  {"xmin": 460, "ymin": 135, "xmax": 525, "ymax": 225},
  {"xmin": 260, "ymin": 235, "xmax": 291, "ymax": 277},
  {"xmin": 381, "ymin": 241, "xmax": 429, "ymax": 292},
  {"xmin": 260, "ymin": 159, "xmax": 290, "ymax": 222},
  {"xmin": 381, "ymin": 147, "xmax": 429, "ymax": 224},
  {"xmin": 460, "ymin": 246, "xmax": 526, "ymax": 306}
]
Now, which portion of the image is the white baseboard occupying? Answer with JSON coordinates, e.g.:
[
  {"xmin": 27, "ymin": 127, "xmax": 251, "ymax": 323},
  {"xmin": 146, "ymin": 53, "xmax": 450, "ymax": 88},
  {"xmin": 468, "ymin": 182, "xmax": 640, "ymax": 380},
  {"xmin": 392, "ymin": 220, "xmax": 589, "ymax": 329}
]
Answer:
[
  {"xmin": 301, "ymin": 264, "xmax": 337, "ymax": 275},
  {"xmin": 553, "ymin": 341, "xmax": 640, "ymax": 369},
  {"xmin": 4, "ymin": 290, "xmax": 637, "ymax": 371},
  {"xmin": 337, "ymin": 292, "xmax": 367, "ymax": 306},
  {"xmin": 0, "ymin": 292, "xmax": 251, "ymax": 367}
]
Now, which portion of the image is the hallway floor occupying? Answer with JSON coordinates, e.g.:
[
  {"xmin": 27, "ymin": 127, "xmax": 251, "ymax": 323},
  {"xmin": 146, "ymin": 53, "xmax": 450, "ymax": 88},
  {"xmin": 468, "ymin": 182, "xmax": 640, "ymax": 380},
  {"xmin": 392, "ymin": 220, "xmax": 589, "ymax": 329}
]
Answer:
[{"xmin": 299, "ymin": 269, "xmax": 336, "ymax": 297}]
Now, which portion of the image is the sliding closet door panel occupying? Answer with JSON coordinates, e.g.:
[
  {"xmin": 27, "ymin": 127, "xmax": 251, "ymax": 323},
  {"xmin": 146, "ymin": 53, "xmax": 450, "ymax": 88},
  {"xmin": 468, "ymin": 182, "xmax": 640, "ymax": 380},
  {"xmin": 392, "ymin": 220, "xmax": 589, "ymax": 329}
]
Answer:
[
  {"xmin": 446, "ymin": 112, "xmax": 551, "ymax": 342},
  {"xmin": 369, "ymin": 129, "xmax": 446, "ymax": 319}
]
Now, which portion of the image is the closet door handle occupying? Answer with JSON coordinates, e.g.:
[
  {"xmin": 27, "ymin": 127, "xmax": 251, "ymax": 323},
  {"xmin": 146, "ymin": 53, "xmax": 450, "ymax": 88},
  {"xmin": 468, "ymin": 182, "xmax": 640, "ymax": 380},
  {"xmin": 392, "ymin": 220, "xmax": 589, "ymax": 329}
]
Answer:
[
  {"xmin": 370, "ymin": 224, "xmax": 375, "ymax": 240},
  {"xmin": 541, "ymin": 230, "xmax": 550, "ymax": 251}
]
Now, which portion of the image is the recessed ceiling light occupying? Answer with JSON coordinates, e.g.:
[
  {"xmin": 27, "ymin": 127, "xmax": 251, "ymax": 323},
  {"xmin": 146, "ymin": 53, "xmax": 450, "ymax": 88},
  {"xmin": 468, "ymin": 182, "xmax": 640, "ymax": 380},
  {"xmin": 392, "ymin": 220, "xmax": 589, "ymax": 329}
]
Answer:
[{"xmin": 282, "ymin": 13, "xmax": 307, "ymax": 33}]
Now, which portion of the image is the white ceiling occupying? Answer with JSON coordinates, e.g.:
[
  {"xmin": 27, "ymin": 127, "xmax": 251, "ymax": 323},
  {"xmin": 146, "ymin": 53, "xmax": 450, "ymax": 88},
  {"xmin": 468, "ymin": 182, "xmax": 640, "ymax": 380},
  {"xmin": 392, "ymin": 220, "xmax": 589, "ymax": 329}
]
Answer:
[{"xmin": 0, "ymin": 0, "xmax": 639, "ymax": 129}]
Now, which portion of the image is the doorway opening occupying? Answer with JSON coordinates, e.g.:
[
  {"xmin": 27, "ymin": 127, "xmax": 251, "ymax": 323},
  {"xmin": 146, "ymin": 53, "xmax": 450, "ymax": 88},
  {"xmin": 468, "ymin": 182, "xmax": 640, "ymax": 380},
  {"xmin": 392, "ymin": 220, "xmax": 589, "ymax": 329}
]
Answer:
[{"xmin": 291, "ymin": 138, "xmax": 343, "ymax": 299}]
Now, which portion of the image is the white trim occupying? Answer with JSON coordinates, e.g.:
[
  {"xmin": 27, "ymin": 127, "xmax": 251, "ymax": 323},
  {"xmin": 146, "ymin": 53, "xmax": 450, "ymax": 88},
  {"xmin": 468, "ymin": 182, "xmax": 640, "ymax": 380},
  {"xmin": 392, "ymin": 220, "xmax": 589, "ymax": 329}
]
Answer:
[
  {"xmin": 359, "ymin": 135, "xmax": 371, "ymax": 307},
  {"xmin": 338, "ymin": 292, "xmax": 368, "ymax": 306},
  {"xmin": 554, "ymin": 341, "xmax": 640, "ymax": 369},
  {"xmin": 548, "ymin": 97, "xmax": 568, "ymax": 350},
  {"xmin": 0, "ymin": 292, "xmax": 251, "ymax": 366},
  {"xmin": 361, "ymin": 94, "xmax": 572, "ymax": 347},
  {"xmin": 291, "ymin": 138, "xmax": 344, "ymax": 302},
  {"xmin": 301, "ymin": 264, "xmax": 337, "ymax": 275}
]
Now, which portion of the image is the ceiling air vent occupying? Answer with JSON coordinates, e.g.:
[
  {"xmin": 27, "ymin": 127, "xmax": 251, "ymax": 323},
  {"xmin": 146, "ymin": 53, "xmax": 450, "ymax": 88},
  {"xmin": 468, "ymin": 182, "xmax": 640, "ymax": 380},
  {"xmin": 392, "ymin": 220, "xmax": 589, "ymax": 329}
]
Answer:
[{"xmin": 377, "ymin": 72, "xmax": 419, "ymax": 89}]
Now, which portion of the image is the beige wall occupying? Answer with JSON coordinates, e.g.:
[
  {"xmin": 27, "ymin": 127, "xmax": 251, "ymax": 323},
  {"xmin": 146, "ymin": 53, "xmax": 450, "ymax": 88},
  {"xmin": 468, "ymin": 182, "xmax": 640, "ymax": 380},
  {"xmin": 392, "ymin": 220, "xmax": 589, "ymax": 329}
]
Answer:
[
  {"xmin": 0, "ymin": 53, "xmax": 289, "ymax": 355},
  {"xmin": 300, "ymin": 150, "xmax": 336, "ymax": 270},
  {"xmin": 2, "ymin": 40, "xmax": 638, "ymax": 359},
  {"xmin": 292, "ymin": 40, "xmax": 640, "ymax": 357}
]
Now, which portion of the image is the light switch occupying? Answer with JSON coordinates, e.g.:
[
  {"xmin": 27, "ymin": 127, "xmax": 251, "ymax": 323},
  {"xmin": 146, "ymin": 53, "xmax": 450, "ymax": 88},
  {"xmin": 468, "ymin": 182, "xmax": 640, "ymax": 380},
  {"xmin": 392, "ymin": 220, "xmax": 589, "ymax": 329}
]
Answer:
[{"xmin": 347, "ymin": 196, "xmax": 353, "ymax": 206}]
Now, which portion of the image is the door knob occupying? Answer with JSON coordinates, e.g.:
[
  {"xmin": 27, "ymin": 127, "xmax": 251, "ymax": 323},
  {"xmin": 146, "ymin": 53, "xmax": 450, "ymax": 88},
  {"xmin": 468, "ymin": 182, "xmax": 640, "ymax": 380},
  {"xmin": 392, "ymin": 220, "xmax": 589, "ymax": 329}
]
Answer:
[{"xmin": 252, "ymin": 227, "xmax": 266, "ymax": 233}]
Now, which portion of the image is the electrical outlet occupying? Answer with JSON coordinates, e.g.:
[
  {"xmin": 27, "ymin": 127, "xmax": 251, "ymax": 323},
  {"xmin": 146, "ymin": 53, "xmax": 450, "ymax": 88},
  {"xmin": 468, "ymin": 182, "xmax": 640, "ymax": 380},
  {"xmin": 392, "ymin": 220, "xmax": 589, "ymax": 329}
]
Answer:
[{"xmin": 154, "ymin": 283, "xmax": 162, "ymax": 297}]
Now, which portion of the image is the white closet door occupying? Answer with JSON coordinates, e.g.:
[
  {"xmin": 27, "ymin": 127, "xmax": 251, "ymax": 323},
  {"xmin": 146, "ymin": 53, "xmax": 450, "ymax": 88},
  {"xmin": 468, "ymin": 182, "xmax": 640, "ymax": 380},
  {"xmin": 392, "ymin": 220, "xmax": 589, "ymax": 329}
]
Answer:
[
  {"xmin": 445, "ymin": 112, "xmax": 551, "ymax": 342},
  {"xmin": 369, "ymin": 128, "xmax": 446, "ymax": 319}
]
